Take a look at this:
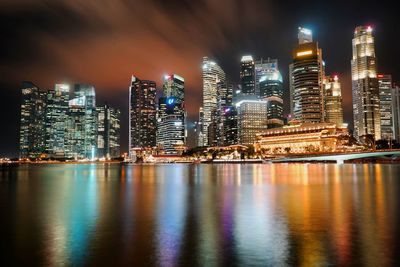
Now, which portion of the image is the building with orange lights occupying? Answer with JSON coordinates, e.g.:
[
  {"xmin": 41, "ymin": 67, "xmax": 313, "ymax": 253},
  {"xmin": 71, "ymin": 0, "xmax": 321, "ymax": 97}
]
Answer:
[{"xmin": 255, "ymin": 122, "xmax": 350, "ymax": 154}]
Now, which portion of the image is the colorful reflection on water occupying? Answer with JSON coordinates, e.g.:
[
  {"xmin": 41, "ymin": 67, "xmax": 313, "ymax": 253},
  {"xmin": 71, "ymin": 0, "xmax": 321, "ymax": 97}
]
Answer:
[{"xmin": 1, "ymin": 163, "xmax": 399, "ymax": 266}]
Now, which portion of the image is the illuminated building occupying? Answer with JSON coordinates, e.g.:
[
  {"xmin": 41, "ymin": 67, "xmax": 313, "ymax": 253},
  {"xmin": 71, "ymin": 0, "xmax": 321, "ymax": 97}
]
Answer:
[
  {"xmin": 196, "ymin": 107, "xmax": 205, "ymax": 147},
  {"xmin": 351, "ymin": 26, "xmax": 381, "ymax": 141},
  {"xmin": 289, "ymin": 27, "xmax": 325, "ymax": 123},
  {"xmin": 240, "ymin": 55, "xmax": 256, "ymax": 96},
  {"xmin": 236, "ymin": 98, "xmax": 268, "ymax": 145},
  {"xmin": 129, "ymin": 76, "xmax": 157, "ymax": 155},
  {"xmin": 97, "ymin": 103, "xmax": 121, "ymax": 159},
  {"xmin": 255, "ymin": 58, "xmax": 278, "ymax": 96},
  {"xmin": 259, "ymin": 69, "xmax": 284, "ymax": 128},
  {"xmin": 216, "ymin": 81, "xmax": 235, "ymax": 146},
  {"xmin": 221, "ymin": 106, "xmax": 238, "ymax": 146},
  {"xmin": 157, "ymin": 74, "xmax": 186, "ymax": 155},
  {"xmin": 324, "ymin": 75, "xmax": 344, "ymax": 125},
  {"xmin": 202, "ymin": 57, "xmax": 226, "ymax": 146},
  {"xmin": 207, "ymin": 109, "xmax": 218, "ymax": 147},
  {"xmin": 255, "ymin": 122, "xmax": 350, "ymax": 154},
  {"xmin": 392, "ymin": 85, "xmax": 400, "ymax": 141},
  {"xmin": 378, "ymin": 74, "xmax": 393, "ymax": 140},
  {"xmin": 19, "ymin": 82, "xmax": 46, "ymax": 158},
  {"xmin": 45, "ymin": 84, "xmax": 71, "ymax": 158},
  {"xmin": 66, "ymin": 84, "xmax": 98, "ymax": 159}
]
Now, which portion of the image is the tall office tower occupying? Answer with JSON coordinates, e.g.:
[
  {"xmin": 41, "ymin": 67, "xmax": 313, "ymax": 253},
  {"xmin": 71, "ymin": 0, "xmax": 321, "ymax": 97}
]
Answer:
[
  {"xmin": 66, "ymin": 84, "xmax": 98, "ymax": 159},
  {"xmin": 45, "ymin": 84, "xmax": 70, "ymax": 158},
  {"xmin": 259, "ymin": 70, "xmax": 284, "ymax": 128},
  {"xmin": 196, "ymin": 107, "xmax": 205, "ymax": 147},
  {"xmin": 221, "ymin": 106, "xmax": 238, "ymax": 146},
  {"xmin": 392, "ymin": 85, "xmax": 400, "ymax": 142},
  {"xmin": 236, "ymin": 98, "xmax": 268, "ymax": 145},
  {"xmin": 240, "ymin": 55, "xmax": 256, "ymax": 96},
  {"xmin": 202, "ymin": 57, "xmax": 226, "ymax": 146},
  {"xmin": 289, "ymin": 27, "xmax": 325, "ymax": 123},
  {"xmin": 378, "ymin": 74, "xmax": 393, "ymax": 140},
  {"xmin": 207, "ymin": 109, "xmax": 218, "ymax": 147},
  {"xmin": 129, "ymin": 76, "xmax": 157, "ymax": 154},
  {"xmin": 255, "ymin": 58, "xmax": 278, "ymax": 95},
  {"xmin": 215, "ymin": 81, "xmax": 234, "ymax": 146},
  {"xmin": 97, "ymin": 103, "xmax": 121, "ymax": 159},
  {"xmin": 19, "ymin": 82, "xmax": 46, "ymax": 158},
  {"xmin": 351, "ymin": 26, "xmax": 380, "ymax": 141},
  {"xmin": 157, "ymin": 74, "xmax": 186, "ymax": 154},
  {"xmin": 324, "ymin": 75, "xmax": 344, "ymax": 125}
]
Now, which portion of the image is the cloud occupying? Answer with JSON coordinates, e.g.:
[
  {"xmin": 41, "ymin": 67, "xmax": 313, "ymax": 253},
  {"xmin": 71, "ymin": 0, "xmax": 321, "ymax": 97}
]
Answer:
[{"xmin": 0, "ymin": 0, "xmax": 274, "ymax": 118}]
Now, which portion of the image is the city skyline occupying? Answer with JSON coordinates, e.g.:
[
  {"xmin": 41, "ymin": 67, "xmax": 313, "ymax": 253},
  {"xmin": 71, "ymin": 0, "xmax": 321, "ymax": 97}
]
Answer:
[{"xmin": 1, "ymin": 0, "xmax": 400, "ymax": 156}]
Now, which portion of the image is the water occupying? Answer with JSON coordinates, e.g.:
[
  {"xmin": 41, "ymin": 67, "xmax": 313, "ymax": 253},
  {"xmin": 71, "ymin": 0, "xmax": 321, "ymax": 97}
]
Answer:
[{"xmin": 1, "ymin": 163, "xmax": 400, "ymax": 266}]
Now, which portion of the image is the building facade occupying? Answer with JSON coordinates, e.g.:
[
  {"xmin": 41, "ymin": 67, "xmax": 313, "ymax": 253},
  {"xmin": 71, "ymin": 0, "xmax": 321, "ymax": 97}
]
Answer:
[
  {"xmin": 255, "ymin": 122, "xmax": 350, "ymax": 154},
  {"xmin": 255, "ymin": 58, "xmax": 278, "ymax": 96},
  {"xmin": 324, "ymin": 75, "xmax": 344, "ymax": 125},
  {"xmin": 97, "ymin": 103, "xmax": 121, "ymax": 159},
  {"xmin": 66, "ymin": 84, "xmax": 98, "ymax": 159},
  {"xmin": 196, "ymin": 107, "xmax": 205, "ymax": 147},
  {"xmin": 129, "ymin": 76, "xmax": 157, "ymax": 154},
  {"xmin": 290, "ymin": 27, "xmax": 325, "ymax": 123},
  {"xmin": 215, "ymin": 81, "xmax": 234, "ymax": 146},
  {"xmin": 157, "ymin": 74, "xmax": 186, "ymax": 155},
  {"xmin": 202, "ymin": 57, "xmax": 226, "ymax": 146},
  {"xmin": 259, "ymin": 70, "xmax": 284, "ymax": 128},
  {"xmin": 378, "ymin": 74, "xmax": 393, "ymax": 140},
  {"xmin": 240, "ymin": 55, "xmax": 256, "ymax": 96},
  {"xmin": 392, "ymin": 86, "xmax": 400, "ymax": 142},
  {"xmin": 19, "ymin": 82, "xmax": 46, "ymax": 158},
  {"xmin": 236, "ymin": 99, "xmax": 268, "ymax": 145},
  {"xmin": 45, "ymin": 84, "xmax": 71, "ymax": 158},
  {"xmin": 351, "ymin": 26, "xmax": 381, "ymax": 141}
]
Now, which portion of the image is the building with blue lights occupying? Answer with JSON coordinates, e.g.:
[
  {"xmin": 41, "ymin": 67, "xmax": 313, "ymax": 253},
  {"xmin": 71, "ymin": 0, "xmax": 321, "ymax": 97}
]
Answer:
[{"xmin": 157, "ymin": 75, "xmax": 187, "ymax": 154}]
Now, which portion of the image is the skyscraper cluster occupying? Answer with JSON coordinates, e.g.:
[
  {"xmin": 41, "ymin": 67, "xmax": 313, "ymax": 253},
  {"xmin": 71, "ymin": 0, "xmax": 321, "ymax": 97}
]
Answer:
[
  {"xmin": 129, "ymin": 74, "xmax": 187, "ymax": 157},
  {"xmin": 197, "ymin": 55, "xmax": 284, "ymax": 147},
  {"xmin": 197, "ymin": 25, "xmax": 400, "ymax": 150},
  {"xmin": 19, "ymin": 25, "xmax": 400, "ymax": 158},
  {"xmin": 19, "ymin": 82, "xmax": 120, "ymax": 159},
  {"xmin": 351, "ymin": 26, "xmax": 400, "ymax": 143}
]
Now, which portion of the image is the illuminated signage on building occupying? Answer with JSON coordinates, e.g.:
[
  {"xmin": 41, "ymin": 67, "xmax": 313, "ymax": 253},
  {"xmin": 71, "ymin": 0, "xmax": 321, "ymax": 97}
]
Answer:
[{"xmin": 296, "ymin": 50, "xmax": 313, "ymax": 57}]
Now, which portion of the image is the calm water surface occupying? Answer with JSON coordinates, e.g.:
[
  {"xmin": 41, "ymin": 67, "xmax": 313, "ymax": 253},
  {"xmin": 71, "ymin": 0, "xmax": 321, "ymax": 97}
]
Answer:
[{"xmin": 1, "ymin": 163, "xmax": 400, "ymax": 266}]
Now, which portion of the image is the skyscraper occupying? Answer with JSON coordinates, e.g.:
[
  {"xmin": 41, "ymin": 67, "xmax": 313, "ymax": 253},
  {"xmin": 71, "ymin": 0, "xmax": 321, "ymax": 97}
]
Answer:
[
  {"xmin": 236, "ymin": 98, "xmax": 268, "ymax": 145},
  {"xmin": 97, "ymin": 103, "xmax": 121, "ymax": 159},
  {"xmin": 259, "ymin": 69, "xmax": 284, "ymax": 128},
  {"xmin": 129, "ymin": 76, "xmax": 157, "ymax": 155},
  {"xmin": 45, "ymin": 84, "xmax": 70, "ymax": 158},
  {"xmin": 157, "ymin": 74, "xmax": 186, "ymax": 154},
  {"xmin": 221, "ymin": 106, "xmax": 238, "ymax": 146},
  {"xmin": 196, "ymin": 107, "xmax": 205, "ymax": 147},
  {"xmin": 19, "ymin": 82, "xmax": 46, "ymax": 158},
  {"xmin": 378, "ymin": 74, "xmax": 393, "ymax": 140},
  {"xmin": 202, "ymin": 57, "xmax": 226, "ymax": 146},
  {"xmin": 351, "ymin": 25, "xmax": 381, "ymax": 141},
  {"xmin": 240, "ymin": 55, "xmax": 256, "ymax": 96},
  {"xmin": 392, "ymin": 85, "xmax": 400, "ymax": 142},
  {"xmin": 215, "ymin": 81, "xmax": 234, "ymax": 146},
  {"xmin": 255, "ymin": 58, "xmax": 278, "ymax": 96},
  {"xmin": 289, "ymin": 27, "xmax": 325, "ymax": 123},
  {"xmin": 324, "ymin": 75, "xmax": 344, "ymax": 125},
  {"xmin": 66, "ymin": 84, "xmax": 98, "ymax": 159}
]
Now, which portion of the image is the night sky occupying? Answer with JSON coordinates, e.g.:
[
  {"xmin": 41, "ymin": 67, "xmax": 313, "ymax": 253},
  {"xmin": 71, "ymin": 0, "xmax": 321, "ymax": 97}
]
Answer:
[{"xmin": 0, "ymin": 0, "xmax": 398, "ymax": 157}]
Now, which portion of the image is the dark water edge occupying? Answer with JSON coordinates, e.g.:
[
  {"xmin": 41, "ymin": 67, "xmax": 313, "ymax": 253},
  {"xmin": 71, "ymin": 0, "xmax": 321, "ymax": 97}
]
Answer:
[{"xmin": 1, "ymin": 163, "xmax": 400, "ymax": 266}]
